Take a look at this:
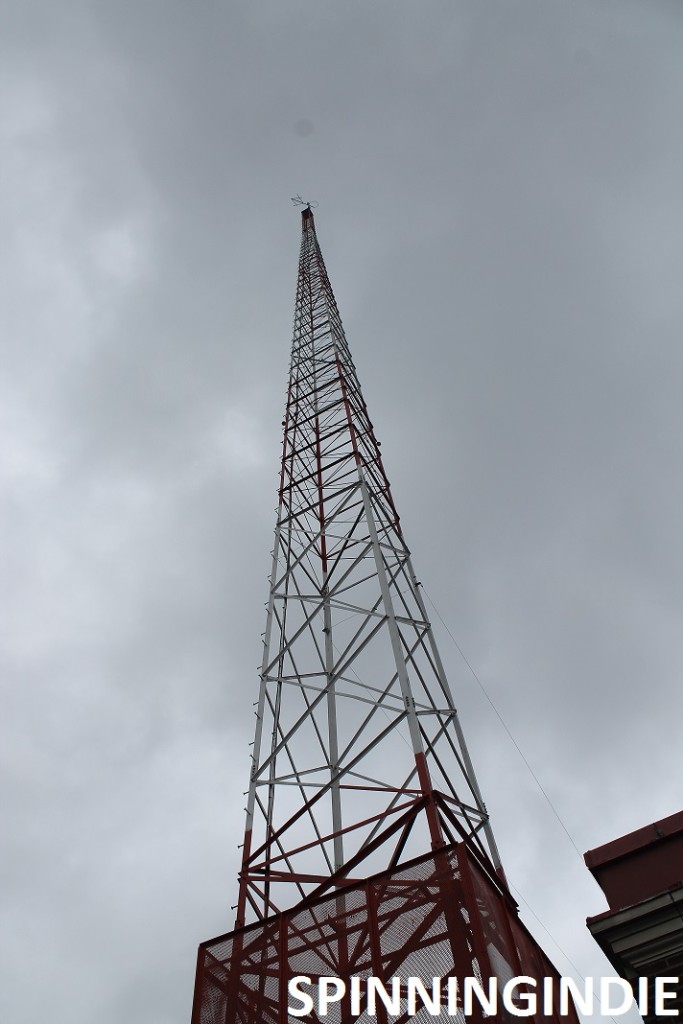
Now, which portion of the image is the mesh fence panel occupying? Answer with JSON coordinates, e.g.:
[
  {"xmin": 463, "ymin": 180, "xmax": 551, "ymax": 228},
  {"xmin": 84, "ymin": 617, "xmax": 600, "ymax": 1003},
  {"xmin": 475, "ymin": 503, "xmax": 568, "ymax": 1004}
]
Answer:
[{"xmin": 192, "ymin": 844, "xmax": 578, "ymax": 1023}]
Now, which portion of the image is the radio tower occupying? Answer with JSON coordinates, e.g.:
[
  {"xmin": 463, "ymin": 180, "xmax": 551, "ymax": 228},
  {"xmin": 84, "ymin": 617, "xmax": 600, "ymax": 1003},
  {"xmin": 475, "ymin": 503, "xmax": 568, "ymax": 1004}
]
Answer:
[{"xmin": 191, "ymin": 206, "xmax": 577, "ymax": 1024}]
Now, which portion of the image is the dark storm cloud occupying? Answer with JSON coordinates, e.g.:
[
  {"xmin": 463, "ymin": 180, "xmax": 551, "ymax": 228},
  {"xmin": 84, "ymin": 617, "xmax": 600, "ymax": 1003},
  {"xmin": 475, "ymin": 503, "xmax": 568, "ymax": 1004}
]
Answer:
[{"xmin": 2, "ymin": 2, "xmax": 682, "ymax": 1022}]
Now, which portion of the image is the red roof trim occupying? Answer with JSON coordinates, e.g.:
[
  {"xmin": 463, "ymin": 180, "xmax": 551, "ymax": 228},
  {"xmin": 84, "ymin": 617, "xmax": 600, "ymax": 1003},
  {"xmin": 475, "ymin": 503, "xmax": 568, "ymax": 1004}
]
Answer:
[{"xmin": 584, "ymin": 809, "xmax": 683, "ymax": 869}]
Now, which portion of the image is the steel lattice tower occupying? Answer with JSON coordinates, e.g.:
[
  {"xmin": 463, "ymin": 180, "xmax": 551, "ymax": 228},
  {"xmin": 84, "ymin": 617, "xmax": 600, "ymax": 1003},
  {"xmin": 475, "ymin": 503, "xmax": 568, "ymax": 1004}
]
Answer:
[
  {"xmin": 237, "ymin": 205, "xmax": 502, "ymax": 926},
  {"xmin": 191, "ymin": 208, "xmax": 578, "ymax": 1024}
]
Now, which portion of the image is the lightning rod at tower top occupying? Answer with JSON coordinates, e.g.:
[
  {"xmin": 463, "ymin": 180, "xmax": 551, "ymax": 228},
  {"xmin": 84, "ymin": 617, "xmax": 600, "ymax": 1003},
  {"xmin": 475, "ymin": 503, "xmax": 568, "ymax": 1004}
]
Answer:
[{"xmin": 190, "ymin": 206, "xmax": 579, "ymax": 1024}]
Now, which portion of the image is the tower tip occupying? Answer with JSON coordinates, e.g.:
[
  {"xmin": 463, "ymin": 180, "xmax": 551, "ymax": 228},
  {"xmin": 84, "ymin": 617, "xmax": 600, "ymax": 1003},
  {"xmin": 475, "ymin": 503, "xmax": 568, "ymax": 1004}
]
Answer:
[{"xmin": 291, "ymin": 196, "xmax": 318, "ymax": 227}]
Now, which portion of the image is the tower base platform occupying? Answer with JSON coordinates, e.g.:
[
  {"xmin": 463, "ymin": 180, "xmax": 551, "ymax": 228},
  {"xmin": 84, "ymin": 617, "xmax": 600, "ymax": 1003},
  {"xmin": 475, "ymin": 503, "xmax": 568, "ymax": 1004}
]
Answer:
[{"xmin": 192, "ymin": 842, "xmax": 578, "ymax": 1024}]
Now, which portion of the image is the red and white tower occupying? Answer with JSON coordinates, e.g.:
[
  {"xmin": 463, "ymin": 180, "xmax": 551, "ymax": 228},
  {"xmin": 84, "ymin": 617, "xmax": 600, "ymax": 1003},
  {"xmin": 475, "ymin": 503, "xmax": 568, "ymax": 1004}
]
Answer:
[{"xmin": 191, "ymin": 207, "xmax": 578, "ymax": 1024}]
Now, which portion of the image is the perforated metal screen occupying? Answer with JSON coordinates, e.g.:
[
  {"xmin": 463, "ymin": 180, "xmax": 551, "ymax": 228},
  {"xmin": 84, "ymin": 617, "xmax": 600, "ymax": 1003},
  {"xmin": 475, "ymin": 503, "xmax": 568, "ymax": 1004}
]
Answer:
[{"xmin": 192, "ymin": 843, "xmax": 577, "ymax": 1024}]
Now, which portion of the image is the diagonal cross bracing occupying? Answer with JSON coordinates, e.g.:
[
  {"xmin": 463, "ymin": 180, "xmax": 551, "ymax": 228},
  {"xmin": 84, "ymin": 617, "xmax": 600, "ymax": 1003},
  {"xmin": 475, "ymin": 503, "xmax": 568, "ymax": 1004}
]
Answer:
[{"xmin": 235, "ymin": 206, "xmax": 503, "ymax": 928}]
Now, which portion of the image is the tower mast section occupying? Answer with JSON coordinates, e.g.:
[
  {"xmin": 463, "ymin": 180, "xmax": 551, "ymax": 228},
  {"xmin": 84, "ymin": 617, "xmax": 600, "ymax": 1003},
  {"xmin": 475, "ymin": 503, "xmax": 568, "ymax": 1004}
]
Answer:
[
  {"xmin": 236, "ymin": 206, "xmax": 502, "ymax": 928},
  {"xmin": 191, "ymin": 206, "xmax": 579, "ymax": 1024}
]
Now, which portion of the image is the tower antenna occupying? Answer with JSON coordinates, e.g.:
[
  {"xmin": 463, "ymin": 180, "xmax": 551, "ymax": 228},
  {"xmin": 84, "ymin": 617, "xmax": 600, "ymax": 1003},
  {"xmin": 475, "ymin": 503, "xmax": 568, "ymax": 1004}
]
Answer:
[
  {"xmin": 191, "ymin": 209, "xmax": 579, "ymax": 1024},
  {"xmin": 290, "ymin": 194, "xmax": 318, "ymax": 208}
]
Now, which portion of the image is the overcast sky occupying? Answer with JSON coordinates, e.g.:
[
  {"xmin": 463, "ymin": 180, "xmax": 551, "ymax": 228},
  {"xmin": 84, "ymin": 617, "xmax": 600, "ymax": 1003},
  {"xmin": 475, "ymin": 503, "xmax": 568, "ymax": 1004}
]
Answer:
[{"xmin": 2, "ymin": 2, "xmax": 683, "ymax": 1022}]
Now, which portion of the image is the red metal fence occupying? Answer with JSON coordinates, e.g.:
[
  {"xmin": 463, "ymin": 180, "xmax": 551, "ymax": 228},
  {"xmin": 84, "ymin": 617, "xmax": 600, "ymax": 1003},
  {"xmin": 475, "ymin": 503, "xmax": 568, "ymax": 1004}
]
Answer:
[{"xmin": 192, "ymin": 843, "xmax": 577, "ymax": 1023}]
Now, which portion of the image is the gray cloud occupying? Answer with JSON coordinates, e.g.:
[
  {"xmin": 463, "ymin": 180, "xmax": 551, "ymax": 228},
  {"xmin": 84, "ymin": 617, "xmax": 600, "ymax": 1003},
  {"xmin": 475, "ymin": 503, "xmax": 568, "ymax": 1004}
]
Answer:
[{"xmin": 2, "ymin": 2, "xmax": 682, "ymax": 1022}]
